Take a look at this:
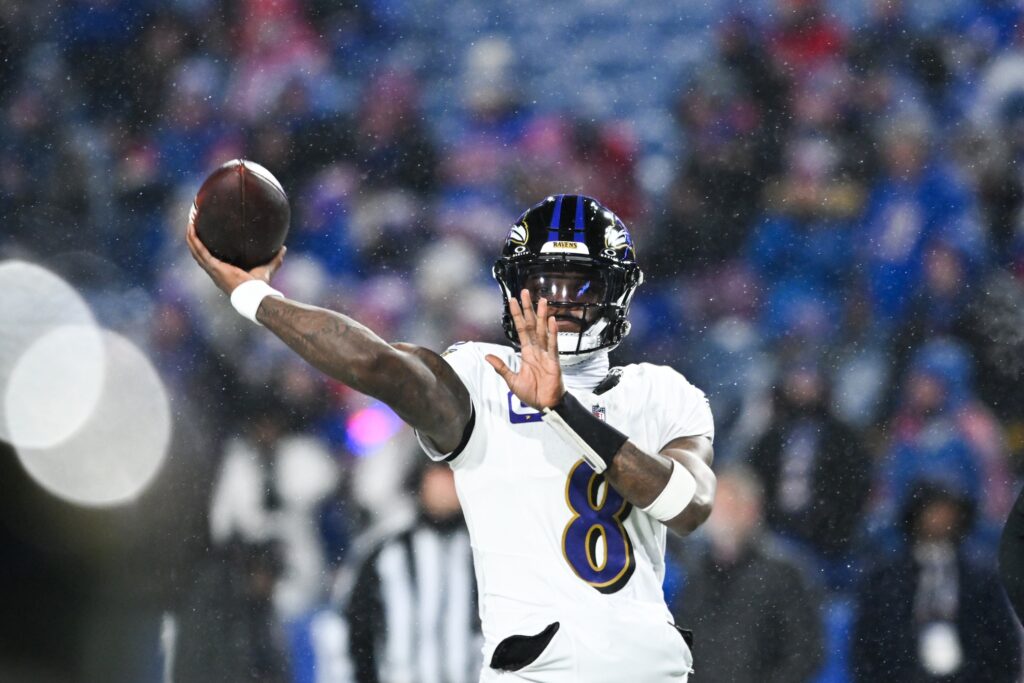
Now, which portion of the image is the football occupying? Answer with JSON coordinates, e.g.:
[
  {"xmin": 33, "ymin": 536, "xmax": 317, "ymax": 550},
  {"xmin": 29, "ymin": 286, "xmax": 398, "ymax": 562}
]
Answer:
[{"xmin": 190, "ymin": 159, "xmax": 290, "ymax": 270}]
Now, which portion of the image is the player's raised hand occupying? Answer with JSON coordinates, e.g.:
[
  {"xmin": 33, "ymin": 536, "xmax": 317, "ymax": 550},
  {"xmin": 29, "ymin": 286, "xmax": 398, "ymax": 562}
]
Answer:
[
  {"xmin": 486, "ymin": 289, "xmax": 565, "ymax": 410},
  {"xmin": 186, "ymin": 218, "xmax": 286, "ymax": 296}
]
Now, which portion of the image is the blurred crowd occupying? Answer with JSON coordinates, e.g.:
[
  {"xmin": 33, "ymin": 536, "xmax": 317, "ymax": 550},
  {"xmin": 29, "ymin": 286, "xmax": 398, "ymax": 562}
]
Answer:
[{"xmin": 4, "ymin": 0, "xmax": 1024, "ymax": 681}]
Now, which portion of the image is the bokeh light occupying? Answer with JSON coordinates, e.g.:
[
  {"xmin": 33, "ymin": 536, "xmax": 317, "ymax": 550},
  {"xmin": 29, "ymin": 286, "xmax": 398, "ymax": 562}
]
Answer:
[
  {"xmin": 344, "ymin": 403, "xmax": 403, "ymax": 456},
  {"xmin": 14, "ymin": 330, "xmax": 172, "ymax": 507},
  {"xmin": 5, "ymin": 325, "xmax": 105, "ymax": 449},
  {"xmin": 0, "ymin": 260, "xmax": 102, "ymax": 446}
]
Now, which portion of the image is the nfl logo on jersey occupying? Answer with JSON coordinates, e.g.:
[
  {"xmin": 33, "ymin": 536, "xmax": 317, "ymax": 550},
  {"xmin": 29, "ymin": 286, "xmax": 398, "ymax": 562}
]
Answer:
[{"xmin": 591, "ymin": 405, "xmax": 606, "ymax": 422}]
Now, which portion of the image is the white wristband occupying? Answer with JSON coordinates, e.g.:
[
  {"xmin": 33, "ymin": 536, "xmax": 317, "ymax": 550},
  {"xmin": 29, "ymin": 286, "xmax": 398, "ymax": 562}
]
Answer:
[
  {"xmin": 230, "ymin": 279, "xmax": 283, "ymax": 325},
  {"xmin": 642, "ymin": 460, "xmax": 697, "ymax": 522}
]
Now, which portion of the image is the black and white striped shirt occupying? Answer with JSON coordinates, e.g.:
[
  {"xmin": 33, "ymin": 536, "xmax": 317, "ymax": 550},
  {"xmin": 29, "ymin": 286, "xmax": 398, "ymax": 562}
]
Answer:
[{"xmin": 346, "ymin": 523, "xmax": 481, "ymax": 683}]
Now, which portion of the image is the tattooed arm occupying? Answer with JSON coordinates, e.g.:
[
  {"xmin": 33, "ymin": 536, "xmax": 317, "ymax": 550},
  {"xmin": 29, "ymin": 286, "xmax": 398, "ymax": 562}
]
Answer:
[
  {"xmin": 185, "ymin": 223, "xmax": 471, "ymax": 452},
  {"xmin": 256, "ymin": 299, "xmax": 470, "ymax": 450},
  {"xmin": 604, "ymin": 436, "xmax": 715, "ymax": 536}
]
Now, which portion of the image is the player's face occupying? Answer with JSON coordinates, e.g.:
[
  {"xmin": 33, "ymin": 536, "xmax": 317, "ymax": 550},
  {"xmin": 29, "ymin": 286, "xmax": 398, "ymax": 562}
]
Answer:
[{"xmin": 521, "ymin": 268, "xmax": 607, "ymax": 332}]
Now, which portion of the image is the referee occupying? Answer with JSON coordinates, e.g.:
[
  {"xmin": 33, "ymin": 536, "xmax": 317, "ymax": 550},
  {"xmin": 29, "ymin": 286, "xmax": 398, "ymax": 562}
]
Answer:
[
  {"xmin": 346, "ymin": 460, "xmax": 480, "ymax": 682},
  {"xmin": 1000, "ymin": 487, "xmax": 1024, "ymax": 623}
]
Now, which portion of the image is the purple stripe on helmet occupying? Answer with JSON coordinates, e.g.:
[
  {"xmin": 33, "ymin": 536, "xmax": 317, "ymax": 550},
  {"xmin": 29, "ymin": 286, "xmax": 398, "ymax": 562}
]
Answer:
[{"xmin": 573, "ymin": 194, "xmax": 586, "ymax": 242}]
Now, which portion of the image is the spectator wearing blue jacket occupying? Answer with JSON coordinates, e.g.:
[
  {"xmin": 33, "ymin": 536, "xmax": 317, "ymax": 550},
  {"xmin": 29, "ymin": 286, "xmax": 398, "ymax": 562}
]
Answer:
[
  {"xmin": 747, "ymin": 135, "xmax": 864, "ymax": 342},
  {"xmin": 876, "ymin": 339, "xmax": 1013, "ymax": 538},
  {"xmin": 855, "ymin": 114, "xmax": 986, "ymax": 328}
]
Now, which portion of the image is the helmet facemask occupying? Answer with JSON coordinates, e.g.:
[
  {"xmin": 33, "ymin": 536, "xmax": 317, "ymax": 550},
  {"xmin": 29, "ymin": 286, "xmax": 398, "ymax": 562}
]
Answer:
[{"xmin": 493, "ymin": 255, "xmax": 642, "ymax": 357}]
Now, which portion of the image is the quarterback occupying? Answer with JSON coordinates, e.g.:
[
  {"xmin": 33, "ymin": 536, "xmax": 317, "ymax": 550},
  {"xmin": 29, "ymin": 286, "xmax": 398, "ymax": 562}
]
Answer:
[{"xmin": 186, "ymin": 194, "xmax": 716, "ymax": 681}]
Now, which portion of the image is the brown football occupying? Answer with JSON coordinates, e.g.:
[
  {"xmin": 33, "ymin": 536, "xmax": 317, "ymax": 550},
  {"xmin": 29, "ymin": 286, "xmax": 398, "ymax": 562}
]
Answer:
[{"xmin": 190, "ymin": 159, "xmax": 290, "ymax": 270}]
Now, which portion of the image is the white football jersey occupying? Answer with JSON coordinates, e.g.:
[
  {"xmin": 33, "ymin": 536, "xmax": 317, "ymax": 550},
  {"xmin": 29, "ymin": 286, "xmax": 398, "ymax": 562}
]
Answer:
[{"xmin": 417, "ymin": 341, "xmax": 713, "ymax": 682}]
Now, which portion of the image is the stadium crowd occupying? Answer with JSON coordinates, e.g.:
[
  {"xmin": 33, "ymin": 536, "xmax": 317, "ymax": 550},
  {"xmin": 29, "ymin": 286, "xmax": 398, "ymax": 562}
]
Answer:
[{"xmin": 3, "ymin": 0, "xmax": 1024, "ymax": 681}]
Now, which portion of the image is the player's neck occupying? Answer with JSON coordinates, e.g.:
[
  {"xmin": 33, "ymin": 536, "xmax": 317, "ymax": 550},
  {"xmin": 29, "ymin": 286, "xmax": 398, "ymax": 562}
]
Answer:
[{"xmin": 560, "ymin": 350, "xmax": 610, "ymax": 392}]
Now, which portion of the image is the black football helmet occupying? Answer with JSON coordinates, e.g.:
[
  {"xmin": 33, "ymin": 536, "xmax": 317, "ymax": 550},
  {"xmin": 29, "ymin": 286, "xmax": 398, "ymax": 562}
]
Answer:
[{"xmin": 492, "ymin": 194, "xmax": 644, "ymax": 356}]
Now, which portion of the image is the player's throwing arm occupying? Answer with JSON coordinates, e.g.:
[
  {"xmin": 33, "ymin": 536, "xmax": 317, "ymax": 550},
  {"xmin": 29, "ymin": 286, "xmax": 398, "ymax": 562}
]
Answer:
[
  {"xmin": 185, "ymin": 220, "xmax": 474, "ymax": 454},
  {"xmin": 485, "ymin": 289, "xmax": 716, "ymax": 536}
]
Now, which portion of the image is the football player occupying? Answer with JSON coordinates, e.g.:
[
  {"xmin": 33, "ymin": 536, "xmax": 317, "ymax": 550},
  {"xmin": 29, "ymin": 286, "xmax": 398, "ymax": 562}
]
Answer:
[{"xmin": 187, "ymin": 194, "xmax": 716, "ymax": 682}]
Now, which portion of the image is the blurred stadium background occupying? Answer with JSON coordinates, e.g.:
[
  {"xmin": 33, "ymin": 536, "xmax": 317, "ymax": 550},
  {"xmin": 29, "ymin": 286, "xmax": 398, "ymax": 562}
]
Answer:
[{"xmin": 3, "ymin": 0, "xmax": 1024, "ymax": 681}]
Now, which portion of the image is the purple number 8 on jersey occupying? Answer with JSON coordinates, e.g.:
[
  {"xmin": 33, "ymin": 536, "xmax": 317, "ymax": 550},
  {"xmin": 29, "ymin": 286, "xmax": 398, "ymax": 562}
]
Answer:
[{"xmin": 561, "ymin": 460, "xmax": 636, "ymax": 593}]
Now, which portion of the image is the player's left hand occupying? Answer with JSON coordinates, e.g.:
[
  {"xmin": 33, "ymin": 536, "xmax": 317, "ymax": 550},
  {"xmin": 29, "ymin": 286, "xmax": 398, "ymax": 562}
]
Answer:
[
  {"xmin": 485, "ymin": 289, "xmax": 565, "ymax": 410},
  {"xmin": 186, "ymin": 218, "xmax": 286, "ymax": 295}
]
